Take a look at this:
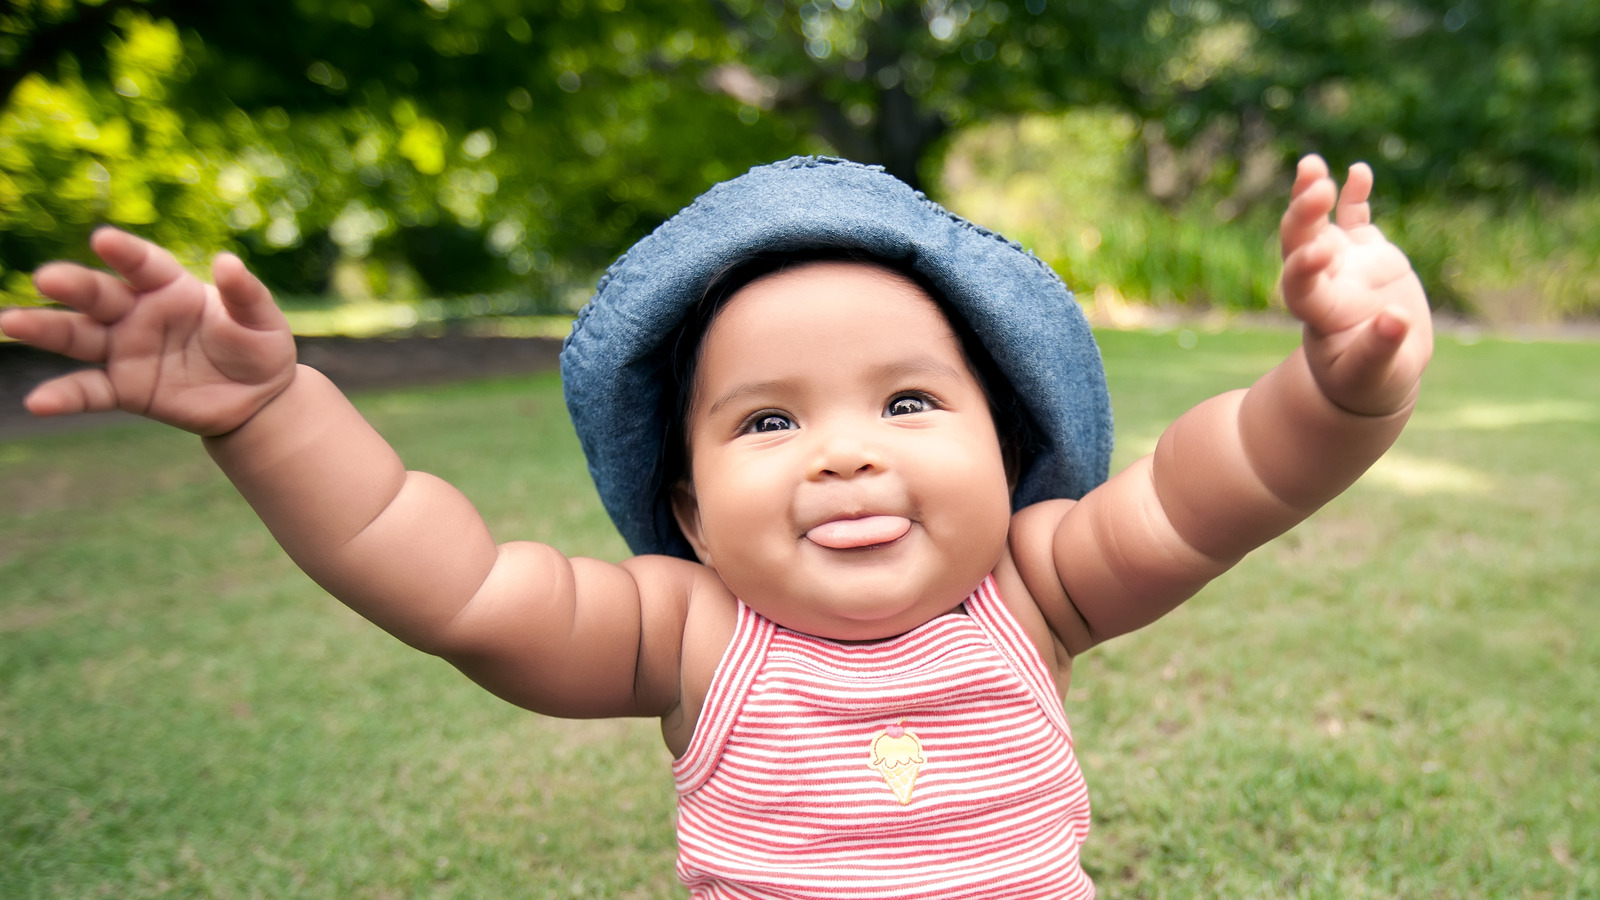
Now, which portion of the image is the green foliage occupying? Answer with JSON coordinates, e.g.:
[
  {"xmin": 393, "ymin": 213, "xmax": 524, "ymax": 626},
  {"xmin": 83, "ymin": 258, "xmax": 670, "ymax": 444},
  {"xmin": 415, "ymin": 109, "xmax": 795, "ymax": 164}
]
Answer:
[
  {"xmin": 0, "ymin": 12, "xmax": 234, "ymax": 296},
  {"xmin": 3, "ymin": 1, "xmax": 1597, "ymax": 315},
  {"xmin": 944, "ymin": 109, "xmax": 1284, "ymax": 312},
  {"xmin": 1052, "ymin": 0, "xmax": 1600, "ymax": 207},
  {"xmin": 1240, "ymin": 0, "xmax": 1600, "ymax": 197},
  {"xmin": 709, "ymin": 0, "xmax": 1217, "ymax": 188},
  {"xmin": 1387, "ymin": 192, "xmax": 1600, "ymax": 322},
  {"xmin": 945, "ymin": 108, "xmax": 1600, "ymax": 320},
  {"xmin": 0, "ymin": 2, "xmax": 803, "ymax": 307}
]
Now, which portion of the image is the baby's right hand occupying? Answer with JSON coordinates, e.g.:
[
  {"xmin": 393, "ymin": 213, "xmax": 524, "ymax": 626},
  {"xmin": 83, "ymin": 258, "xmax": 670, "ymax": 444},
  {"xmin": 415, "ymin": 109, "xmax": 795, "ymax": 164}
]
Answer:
[{"xmin": 0, "ymin": 227, "xmax": 297, "ymax": 436}]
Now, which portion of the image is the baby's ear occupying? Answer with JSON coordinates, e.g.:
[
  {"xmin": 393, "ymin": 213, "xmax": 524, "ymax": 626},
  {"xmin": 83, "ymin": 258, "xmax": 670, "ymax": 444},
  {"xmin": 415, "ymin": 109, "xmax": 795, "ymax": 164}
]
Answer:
[{"xmin": 670, "ymin": 482, "xmax": 712, "ymax": 566}]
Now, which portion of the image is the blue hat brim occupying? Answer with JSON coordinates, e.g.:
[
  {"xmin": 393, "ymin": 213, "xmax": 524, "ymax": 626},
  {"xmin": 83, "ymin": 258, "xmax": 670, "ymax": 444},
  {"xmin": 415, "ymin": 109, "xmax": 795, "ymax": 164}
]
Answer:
[{"xmin": 561, "ymin": 157, "xmax": 1112, "ymax": 559}]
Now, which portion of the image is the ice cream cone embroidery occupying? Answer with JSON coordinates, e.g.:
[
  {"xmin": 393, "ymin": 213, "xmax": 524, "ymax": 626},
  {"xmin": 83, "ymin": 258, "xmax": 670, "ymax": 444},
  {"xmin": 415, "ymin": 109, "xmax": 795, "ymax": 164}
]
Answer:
[{"xmin": 868, "ymin": 721, "xmax": 926, "ymax": 805}]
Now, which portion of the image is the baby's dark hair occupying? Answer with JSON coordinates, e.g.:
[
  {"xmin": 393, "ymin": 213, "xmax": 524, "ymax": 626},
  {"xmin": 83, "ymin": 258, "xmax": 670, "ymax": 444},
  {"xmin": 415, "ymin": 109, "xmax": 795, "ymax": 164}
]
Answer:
[{"xmin": 653, "ymin": 247, "xmax": 1038, "ymax": 544}]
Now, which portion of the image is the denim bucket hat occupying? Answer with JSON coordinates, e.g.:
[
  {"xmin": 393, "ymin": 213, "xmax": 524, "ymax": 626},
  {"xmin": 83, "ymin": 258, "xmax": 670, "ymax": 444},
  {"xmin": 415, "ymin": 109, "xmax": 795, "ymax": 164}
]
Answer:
[{"xmin": 561, "ymin": 156, "xmax": 1112, "ymax": 559}]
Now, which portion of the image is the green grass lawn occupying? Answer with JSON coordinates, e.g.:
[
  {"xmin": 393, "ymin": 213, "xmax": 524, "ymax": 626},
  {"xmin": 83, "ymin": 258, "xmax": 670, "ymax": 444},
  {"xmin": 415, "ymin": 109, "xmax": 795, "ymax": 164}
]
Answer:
[{"xmin": 3, "ymin": 329, "xmax": 1596, "ymax": 898}]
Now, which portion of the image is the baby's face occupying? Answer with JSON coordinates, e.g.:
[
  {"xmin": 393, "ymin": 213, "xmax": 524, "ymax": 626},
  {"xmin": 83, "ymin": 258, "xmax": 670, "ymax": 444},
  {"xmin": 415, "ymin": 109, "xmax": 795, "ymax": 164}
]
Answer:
[{"xmin": 673, "ymin": 261, "xmax": 1013, "ymax": 640}]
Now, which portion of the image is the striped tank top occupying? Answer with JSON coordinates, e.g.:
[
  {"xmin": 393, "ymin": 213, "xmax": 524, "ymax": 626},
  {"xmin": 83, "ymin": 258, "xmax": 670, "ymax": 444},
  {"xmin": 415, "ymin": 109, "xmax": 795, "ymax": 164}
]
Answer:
[{"xmin": 673, "ymin": 575, "xmax": 1095, "ymax": 899}]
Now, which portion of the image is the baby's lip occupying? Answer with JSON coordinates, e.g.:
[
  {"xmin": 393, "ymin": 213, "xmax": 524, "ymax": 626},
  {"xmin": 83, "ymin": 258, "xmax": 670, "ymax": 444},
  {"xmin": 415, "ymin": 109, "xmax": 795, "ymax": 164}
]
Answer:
[{"xmin": 805, "ymin": 515, "xmax": 912, "ymax": 550}]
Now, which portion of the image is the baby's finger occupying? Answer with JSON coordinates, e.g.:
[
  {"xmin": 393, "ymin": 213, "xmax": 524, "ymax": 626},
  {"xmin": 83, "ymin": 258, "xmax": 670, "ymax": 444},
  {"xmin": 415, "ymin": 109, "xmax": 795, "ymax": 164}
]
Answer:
[
  {"xmin": 21, "ymin": 368, "xmax": 121, "ymax": 418},
  {"xmin": 213, "ymin": 252, "xmax": 289, "ymax": 332},
  {"xmin": 1279, "ymin": 233, "xmax": 1337, "ymax": 320},
  {"xmin": 32, "ymin": 261, "xmax": 139, "ymax": 324},
  {"xmin": 1334, "ymin": 163, "xmax": 1375, "ymax": 232},
  {"xmin": 89, "ymin": 227, "xmax": 191, "ymax": 295},
  {"xmin": 1289, "ymin": 153, "xmax": 1330, "ymax": 201},
  {"xmin": 1280, "ymin": 156, "xmax": 1335, "ymax": 259},
  {"xmin": 0, "ymin": 307, "xmax": 110, "ymax": 362}
]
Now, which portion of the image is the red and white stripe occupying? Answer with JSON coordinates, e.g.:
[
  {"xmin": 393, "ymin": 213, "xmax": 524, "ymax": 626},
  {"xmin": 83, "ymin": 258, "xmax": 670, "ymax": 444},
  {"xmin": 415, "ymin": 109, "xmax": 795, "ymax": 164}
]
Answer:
[{"xmin": 674, "ymin": 576, "xmax": 1095, "ymax": 899}]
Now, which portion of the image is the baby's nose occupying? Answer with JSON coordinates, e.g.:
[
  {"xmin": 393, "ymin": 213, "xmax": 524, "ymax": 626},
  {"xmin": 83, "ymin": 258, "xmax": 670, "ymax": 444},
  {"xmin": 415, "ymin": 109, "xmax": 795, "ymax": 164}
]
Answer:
[{"xmin": 811, "ymin": 428, "xmax": 884, "ymax": 479}]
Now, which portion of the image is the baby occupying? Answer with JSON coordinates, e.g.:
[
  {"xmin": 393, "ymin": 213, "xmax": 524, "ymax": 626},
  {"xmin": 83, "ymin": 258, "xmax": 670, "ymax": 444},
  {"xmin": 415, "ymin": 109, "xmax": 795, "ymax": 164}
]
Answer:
[{"xmin": 0, "ymin": 154, "xmax": 1431, "ymax": 898}]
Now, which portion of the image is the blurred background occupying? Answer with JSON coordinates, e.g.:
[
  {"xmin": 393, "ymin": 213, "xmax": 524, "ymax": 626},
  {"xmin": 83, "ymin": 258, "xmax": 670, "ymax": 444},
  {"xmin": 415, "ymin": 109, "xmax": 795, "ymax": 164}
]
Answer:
[
  {"xmin": 5, "ymin": 6, "xmax": 1599, "ymax": 897},
  {"xmin": 3, "ymin": 0, "xmax": 1597, "ymax": 334}
]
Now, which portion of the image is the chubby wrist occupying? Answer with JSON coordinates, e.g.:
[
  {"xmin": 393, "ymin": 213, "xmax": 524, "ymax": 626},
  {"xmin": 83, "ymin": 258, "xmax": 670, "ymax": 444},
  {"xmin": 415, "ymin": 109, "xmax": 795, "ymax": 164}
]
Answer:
[
  {"xmin": 202, "ymin": 364, "xmax": 407, "ymax": 553},
  {"xmin": 1238, "ymin": 349, "xmax": 1413, "ymax": 504},
  {"xmin": 1273, "ymin": 346, "xmax": 1417, "ymax": 434},
  {"xmin": 203, "ymin": 365, "xmax": 347, "ymax": 456}
]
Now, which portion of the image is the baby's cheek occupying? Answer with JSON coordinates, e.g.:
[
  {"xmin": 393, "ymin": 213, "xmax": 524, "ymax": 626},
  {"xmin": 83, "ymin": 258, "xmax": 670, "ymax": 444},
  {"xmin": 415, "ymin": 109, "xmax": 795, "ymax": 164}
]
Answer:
[
  {"xmin": 938, "ymin": 473, "xmax": 1012, "ymax": 558},
  {"xmin": 934, "ymin": 449, "xmax": 1011, "ymax": 518},
  {"xmin": 700, "ymin": 507, "xmax": 786, "ymax": 584}
]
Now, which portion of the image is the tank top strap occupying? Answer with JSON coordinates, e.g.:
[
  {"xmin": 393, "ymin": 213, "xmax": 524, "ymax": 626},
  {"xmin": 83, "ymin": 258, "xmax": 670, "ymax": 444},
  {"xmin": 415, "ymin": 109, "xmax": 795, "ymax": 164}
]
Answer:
[
  {"xmin": 964, "ymin": 575, "xmax": 1073, "ymax": 737},
  {"xmin": 673, "ymin": 599, "xmax": 774, "ymax": 793}
]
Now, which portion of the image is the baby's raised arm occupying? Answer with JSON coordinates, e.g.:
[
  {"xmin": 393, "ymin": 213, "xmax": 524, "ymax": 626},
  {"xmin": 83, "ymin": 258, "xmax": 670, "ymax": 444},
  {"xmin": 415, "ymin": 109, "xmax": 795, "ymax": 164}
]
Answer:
[
  {"xmin": 208, "ymin": 371, "xmax": 694, "ymax": 718},
  {"xmin": 1, "ymin": 229, "xmax": 692, "ymax": 719},
  {"xmin": 1016, "ymin": 156, "xmax": 1433, "ymax": 654}
]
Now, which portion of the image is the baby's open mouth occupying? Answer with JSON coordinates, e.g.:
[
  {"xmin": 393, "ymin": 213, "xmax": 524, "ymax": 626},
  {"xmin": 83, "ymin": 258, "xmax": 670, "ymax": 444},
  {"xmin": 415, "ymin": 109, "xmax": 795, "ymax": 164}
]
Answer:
[{"xmin": 805, "ymin": 515, "xmax": 912, "ymax": 550}]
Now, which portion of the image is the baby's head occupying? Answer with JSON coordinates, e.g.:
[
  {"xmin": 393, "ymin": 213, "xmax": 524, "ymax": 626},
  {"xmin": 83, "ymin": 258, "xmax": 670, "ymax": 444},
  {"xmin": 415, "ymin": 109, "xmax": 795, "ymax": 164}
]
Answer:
[
  {"xmin": 657, "ymin": 253, "xmax": 1021, "ymax": 637},
  {"xmin": 562, "ymin": 157, "xmax": 1114, "ymax": 603},
  {"xmin": 658, "ymin": 247, "xmax": 1036, "ymax": 512}
]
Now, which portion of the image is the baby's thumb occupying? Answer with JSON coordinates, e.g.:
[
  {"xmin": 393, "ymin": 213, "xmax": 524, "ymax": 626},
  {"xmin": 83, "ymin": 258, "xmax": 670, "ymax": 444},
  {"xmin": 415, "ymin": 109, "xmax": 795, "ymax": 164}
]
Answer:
[
  {"xmin": 213, "ymin": 253, "xmax": 288, "ymax": 332},
  {"xmin": 1318, "ymin": 307, "xmax": 1412, "ymax": 416}
]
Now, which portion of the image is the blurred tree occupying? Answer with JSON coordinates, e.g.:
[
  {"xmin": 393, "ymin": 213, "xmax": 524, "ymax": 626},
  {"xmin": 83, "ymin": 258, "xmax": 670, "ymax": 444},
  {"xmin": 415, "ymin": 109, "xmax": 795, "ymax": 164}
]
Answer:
[
  {"xmin": 703, "ymin": 0, "xmax": 1208, "ymax": 190},
  {"xmin": 704, "ymin": 0, "xmax": 1597, "ymax": 205},
  {"xmin": 3, "ymin": 0, "xmax": 1596, "ymax": 308},
  {"xmin": 1080, "ymin": 0, "xmax": 1599, "ymax": 208},
  {"xmin": 1, "ymin": 0, "xmax": 801, "ymax": 305},
  {"xmin": 1254, "ymin": 0, "xmax": 1599, "ymax": 197}
]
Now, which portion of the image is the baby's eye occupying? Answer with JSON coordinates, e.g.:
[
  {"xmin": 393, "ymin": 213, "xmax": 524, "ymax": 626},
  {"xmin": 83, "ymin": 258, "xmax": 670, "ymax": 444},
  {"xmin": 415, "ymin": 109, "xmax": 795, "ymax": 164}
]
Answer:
[
  {"xmin": 746, "ymin": 413, "xmax": 794, "ymax": 434},
  {"xmin": 886, "ymin": 394, "xmax": 933, "ymax": 417}
]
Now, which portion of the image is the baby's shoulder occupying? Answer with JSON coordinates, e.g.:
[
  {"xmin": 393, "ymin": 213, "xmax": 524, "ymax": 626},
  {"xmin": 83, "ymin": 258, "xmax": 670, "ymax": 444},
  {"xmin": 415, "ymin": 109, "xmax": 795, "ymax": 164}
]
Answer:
[
  {"xmin": 1000, "ymin": 500, "xmax": 1089, "ymax": 681},
  {"xmin": 622, "ymin": 556, "xmax": 736, "ymax": 756}
]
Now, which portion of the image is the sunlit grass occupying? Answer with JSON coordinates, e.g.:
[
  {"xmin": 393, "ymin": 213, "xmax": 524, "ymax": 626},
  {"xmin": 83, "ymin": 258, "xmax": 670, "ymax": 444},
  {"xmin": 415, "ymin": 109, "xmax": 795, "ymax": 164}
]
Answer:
[
  {"xmin": 3, "ymin": 335, "xmax": 1596, "ymax": 897},
  {"xmin": 1081, "ymin": 328, "xmax": 1598, "ymax": 897}
]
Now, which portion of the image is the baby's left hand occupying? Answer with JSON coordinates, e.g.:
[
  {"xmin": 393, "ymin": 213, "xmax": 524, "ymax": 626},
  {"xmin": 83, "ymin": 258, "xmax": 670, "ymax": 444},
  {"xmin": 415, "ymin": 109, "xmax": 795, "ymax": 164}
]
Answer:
[{"xmin": 1279, "ymin": 154, "xmax": 1434, "ymax": 417}]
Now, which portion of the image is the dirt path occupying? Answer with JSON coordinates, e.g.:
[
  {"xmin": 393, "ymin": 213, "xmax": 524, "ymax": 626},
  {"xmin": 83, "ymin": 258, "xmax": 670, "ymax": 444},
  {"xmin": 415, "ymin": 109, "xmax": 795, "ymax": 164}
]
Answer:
[
  {"xmin": 0, "ymin": 335, "xmax": 564, "ymax": 442},
  {"xmin": 7, "ymin": 316, "xmax": 1596, "ymax": 443}
]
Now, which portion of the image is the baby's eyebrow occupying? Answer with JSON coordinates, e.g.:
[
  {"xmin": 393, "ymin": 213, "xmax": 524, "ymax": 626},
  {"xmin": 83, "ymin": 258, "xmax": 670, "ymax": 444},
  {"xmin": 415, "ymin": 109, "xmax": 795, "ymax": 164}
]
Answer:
[
  {"xmin": 705, "ymin": 380, "xmax": 787, "ymax": 419},
  {"xmin": 868, "ymin": 357, "xmax": 969, "ymax": 386},
  {"xmin": 704, "ymin": 356, "xmax": 969, "ymax": 419}
]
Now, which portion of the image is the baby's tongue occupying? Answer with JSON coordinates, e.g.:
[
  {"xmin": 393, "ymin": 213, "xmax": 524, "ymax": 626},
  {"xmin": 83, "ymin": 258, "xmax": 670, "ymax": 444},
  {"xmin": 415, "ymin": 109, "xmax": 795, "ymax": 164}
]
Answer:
[{"xmin": 806, "ymin": 516, "xmax": 911, "ymax": 549}]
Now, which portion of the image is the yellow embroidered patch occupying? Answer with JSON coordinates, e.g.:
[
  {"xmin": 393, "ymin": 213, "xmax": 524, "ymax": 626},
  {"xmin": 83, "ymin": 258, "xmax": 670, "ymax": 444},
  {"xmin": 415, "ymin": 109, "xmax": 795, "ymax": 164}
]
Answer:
[{"xmin": 868, "ymin": 721, "xmax": 926, "ymax": 805}]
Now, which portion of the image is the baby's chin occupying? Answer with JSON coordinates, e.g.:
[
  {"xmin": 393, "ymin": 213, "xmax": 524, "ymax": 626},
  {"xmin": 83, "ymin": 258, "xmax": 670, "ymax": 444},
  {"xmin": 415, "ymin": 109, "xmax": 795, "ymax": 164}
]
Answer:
[
  {"xmin": 737, "ymin": 587, "xmax": 969, "ymax": 643},
  {"xmin": 704, "ymin": 526, "xmax": 1007, "ymax": 640}
]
